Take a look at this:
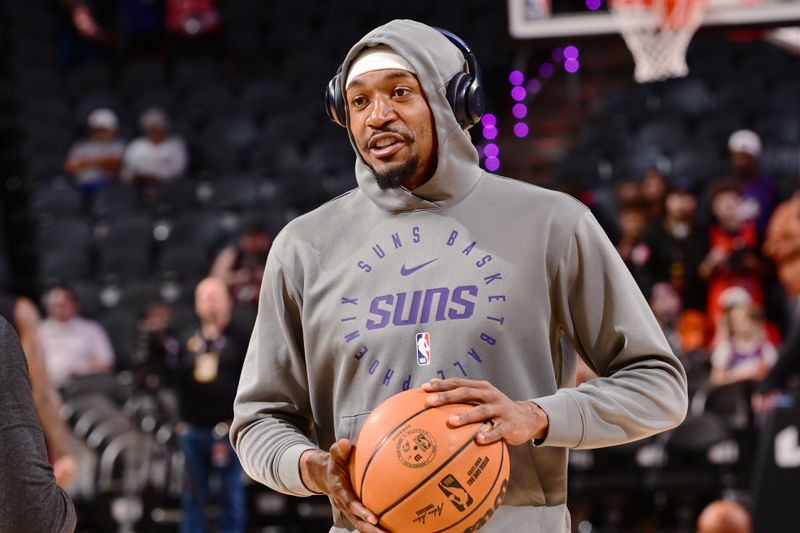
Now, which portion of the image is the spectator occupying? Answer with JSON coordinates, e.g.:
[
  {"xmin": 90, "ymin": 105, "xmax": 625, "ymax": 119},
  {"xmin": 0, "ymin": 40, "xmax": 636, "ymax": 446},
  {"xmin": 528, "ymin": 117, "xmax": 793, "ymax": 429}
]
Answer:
[
  {"xmin": 710, "ymin": 298, "xmax": 777, "ymax": 387},
  {"xmin": 210, "ymin": 223, "xmax": 272, "ymax": 305},
  {"xmin": 132, "ymin": 302, "xmax": 180, "ymax": 390},
  {"xmin": 641, "ymin": 168, "xmax": 668, "ymax": 222},
  {"xmin": 696, "ymin": 499, "xmax": 752, "ymax": 533},
  {"xmin": 763, "ymin": 183, "xmax": 800, "ymax": 321},
  {"xmin": 617, "ymin": 178, "xmax": 643, "ymax": 209},
  {"xmin": 63, "ymin": 108, "xmax": 125, "ymax": 196},
  {"xmin": 615, "ymin": 204, "xmax": 655, "ymax": 294},
  {"xmin": 39, "ymin": 286, "xmax": 115, "ymax": 387},
  {"xmin": 647, "ymin": 179, "xmax": 708, "ymax": 310},
  {"xmin": 0, "ymin": 317, "xmax": 77, "ymax": 533},
  {"xmin": 727, "ymin": 129, "xmax": 776, "ymax": 236},
  {"xmin": 170, "ymin": 278, "xmax": 247, "ymax": 533},
  {"xmin": 121, "ymin": 107, "xmax": 188, "ymax": 189},
  {"xmin": 0, "ymin": 292, "xmax": 76, "ymax": 488},
  {"xmin": 699, "ymin": 181, "xmax": 768, "ymax": 331},
  {"xmin": 650, "ymin": 282, "xmax": 684, "ymax": 357}
]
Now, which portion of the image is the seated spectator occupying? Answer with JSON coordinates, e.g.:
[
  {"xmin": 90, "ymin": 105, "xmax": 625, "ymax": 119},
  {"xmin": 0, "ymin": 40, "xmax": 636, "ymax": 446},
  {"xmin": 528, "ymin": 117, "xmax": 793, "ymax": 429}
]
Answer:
[
  {"xmin": 63, "ymin": 108, "xmax": 125, "ymax": 196},
  {"xmin": 699, "ymin": 181, "xmax": 768, "ymax": 331},
  {"xmin": 39, "ymin": 286, "xmax": 115, "ymax": 387},
  {"xmin": 710, "ymin": 298, "xmax": 777, "ymax": 387},
  {"xmin": 647, "ymin": 179, "xmax": 708, "ymax": 311},
  {"xmin": 641, "ymin": 168, "xmax": 668, "ymax": 222},
  {"xmin": 121, "ymin": 107, "xmax": 188, "ymax": 189},
  {"xmin": 615, "ymin": 204, "xmax": 655, "ymax": 294},
  {"xmin": 696, "ymin": 499, "xmax": 752, "ymax": 533},
  {"xmin": 210, "ymin": 223, "xmax": 272, "ymax": 305},
  {"xmin": 763, "ymin": 183, "xmax": 800, "ymax": 321},
  {"xmin": 727, "ymin": 129, "xmax": 775, "ymax": 237}
]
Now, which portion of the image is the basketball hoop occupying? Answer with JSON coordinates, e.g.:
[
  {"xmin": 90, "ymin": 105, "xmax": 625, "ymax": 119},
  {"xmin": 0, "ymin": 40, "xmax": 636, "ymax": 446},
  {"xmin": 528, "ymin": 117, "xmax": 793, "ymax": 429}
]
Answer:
[{"xmin": 610, "ymin": 0, "xmax": 705, "ymax": 83}]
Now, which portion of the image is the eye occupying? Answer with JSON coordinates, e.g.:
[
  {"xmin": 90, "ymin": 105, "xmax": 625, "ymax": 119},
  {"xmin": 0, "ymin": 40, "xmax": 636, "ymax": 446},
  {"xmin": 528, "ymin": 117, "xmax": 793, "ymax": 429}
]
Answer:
[
  {"xmin": 351, "ymin": 95, "xmax": 368, "ymax": 109},
  {"xmin": 393, "ymin": 87, "xmax": 411, "ymax": 98}
]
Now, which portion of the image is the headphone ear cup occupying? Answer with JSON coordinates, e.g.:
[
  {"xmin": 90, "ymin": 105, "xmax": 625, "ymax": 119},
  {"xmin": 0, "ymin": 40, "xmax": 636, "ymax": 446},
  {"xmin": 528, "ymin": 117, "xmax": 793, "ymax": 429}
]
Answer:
[
  {"xmin": 446, "ymin": 72, "xmax": 470, "ymax": 127},
  {"xmin": 325, "ymin": 72, "xmax": 346, "ymax": 127},
  {"xmin": 465, "ymin": 78, "xmax": 485, "ymax": 127}
]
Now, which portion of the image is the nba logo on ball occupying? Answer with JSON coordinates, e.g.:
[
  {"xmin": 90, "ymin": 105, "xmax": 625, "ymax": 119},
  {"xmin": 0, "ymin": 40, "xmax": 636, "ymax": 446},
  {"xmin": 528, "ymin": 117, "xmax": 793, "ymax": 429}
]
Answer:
[{"xmin": 416, "ymin": 332, "xmax": 431, "ymax": 366}]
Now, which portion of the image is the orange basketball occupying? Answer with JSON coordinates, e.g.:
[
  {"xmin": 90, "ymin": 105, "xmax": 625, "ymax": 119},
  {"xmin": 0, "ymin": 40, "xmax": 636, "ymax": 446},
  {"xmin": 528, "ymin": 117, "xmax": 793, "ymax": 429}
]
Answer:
[{"xmin": 350, "ymin": 388, "xmax": 510, "ymax": 532}]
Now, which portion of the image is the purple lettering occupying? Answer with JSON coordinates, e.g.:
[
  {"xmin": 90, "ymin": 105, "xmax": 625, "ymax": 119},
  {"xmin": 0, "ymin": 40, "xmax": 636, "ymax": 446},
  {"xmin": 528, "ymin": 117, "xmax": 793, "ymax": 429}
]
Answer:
[
  {"xmin": 357, "ymin": 261, "xmax": 372, "ymax": 273},
  {"xmin": 402, "ymin": 375, "xmax": 413, "ymax": 390},
  {"xmin": 487, "ymin": 316, "xmax": 505, "ymax": 326},
  {"xmin": 383, "ymin": 369, "xmax": 395, "ymax": 386},
  {"xmin": 453, "ymin": 361, "xmax": 467, "ymax": 376},
  {"xmin": 483, "ymin": 273, "xmax": 503, "ymax": 285},
  {"xmin": 354, "ymin": 346, "xmax": 368, "ymax": 360},
  {"xmin": 368, "ymin": 360, "xmax": 379, "ymax": 375},
  {"xmin": 393, "ymin": 291, "xmax": 423, "ymax": 326},
  {"xmin": 480, "ymin": 333, "xmax": 497, "ymax": 346},
  {"xmin": 447, "ymin": 230, "xmax": 458, "ymax": 246},
  {"xmin": 412, "ymin": 226, "xmax": 420, "ymax": 243},
  {"xmin": 366, "ymin": 295, "xmax": 394, "ymax": 330},
  {"xmin": 449, "ymin": 285, "xmax": 478, "ymax": 320},
  {"xmin": 373, "ymin": 244, "xmax": 385, "ymax": 259},
  {"xmin": 476, "ymin": 255, "xmax": 492, "ymax": 268},
  {"xmin": 340, "ymin": 316, "xmax": 357, "ymax": 322},
  {"xmin": 462, "ymin": 241, "xmax": 477, "ymax": 256},
  {"xmin": 437, "ymin": 370, "xmax": 446, "ymax": 379},
  {"xmin": 420, "ymin": 287, "xmax": 449, "ymax": 323},
  {"xmin": 344, "ymin": 331, "xmax": 360, "ymax": 343},
  {"xmin": 391, "ymin": 233, "xmax": 402, "ymax": 249},
  {"xmin": 488, "ymin": 295, "xmax": 506, "ymax": 303},
  {"xmin": 467, "ymin": 348, "xmax": 482, "ymax": 363},
  {"xmin": 341, "ymin": 297, "xmax": 358, "ymax": 306}
]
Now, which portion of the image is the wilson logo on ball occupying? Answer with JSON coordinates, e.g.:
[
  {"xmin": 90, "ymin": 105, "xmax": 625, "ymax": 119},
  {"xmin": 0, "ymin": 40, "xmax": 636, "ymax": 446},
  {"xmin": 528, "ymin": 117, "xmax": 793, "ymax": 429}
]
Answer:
[{"xmin": 396, "ymin": 428, "xmax": 437, "ymax": 468}]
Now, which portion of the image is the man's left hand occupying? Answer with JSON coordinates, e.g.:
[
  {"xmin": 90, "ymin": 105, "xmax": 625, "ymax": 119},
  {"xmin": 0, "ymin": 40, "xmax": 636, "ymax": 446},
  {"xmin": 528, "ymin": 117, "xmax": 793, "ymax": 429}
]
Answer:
[{"xmin": 422, "ymin": 378, "xmax": 549, "ymax": 445}]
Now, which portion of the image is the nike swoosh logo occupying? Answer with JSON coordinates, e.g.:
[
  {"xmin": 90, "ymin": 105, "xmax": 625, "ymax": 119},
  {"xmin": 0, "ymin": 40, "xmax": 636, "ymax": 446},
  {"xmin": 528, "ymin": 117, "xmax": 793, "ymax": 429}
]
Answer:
[{"xmin": 400, "ymin": 258, "xmax": 438, "ymax": 276}]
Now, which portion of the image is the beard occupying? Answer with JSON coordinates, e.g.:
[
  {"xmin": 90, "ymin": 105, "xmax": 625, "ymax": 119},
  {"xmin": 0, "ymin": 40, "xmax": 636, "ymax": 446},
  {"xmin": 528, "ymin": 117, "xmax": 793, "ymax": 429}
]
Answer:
[{"xmin": 373, "ymin": 154, "xmax": 420, "ymax": 190}]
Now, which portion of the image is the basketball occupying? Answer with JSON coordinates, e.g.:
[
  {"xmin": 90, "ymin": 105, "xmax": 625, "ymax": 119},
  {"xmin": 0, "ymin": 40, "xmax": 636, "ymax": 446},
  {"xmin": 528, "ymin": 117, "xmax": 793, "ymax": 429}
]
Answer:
[{"xmin": 350, "ymin": 388, "xmax": 510, "ymax": 532}]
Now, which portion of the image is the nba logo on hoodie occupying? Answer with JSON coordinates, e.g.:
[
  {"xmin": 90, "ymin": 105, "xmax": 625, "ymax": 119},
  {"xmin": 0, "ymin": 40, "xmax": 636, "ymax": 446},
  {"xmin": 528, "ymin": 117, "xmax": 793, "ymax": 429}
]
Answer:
[{"xmin": 416, "ymin": 332, "xmax": 431, "ymax": 366}]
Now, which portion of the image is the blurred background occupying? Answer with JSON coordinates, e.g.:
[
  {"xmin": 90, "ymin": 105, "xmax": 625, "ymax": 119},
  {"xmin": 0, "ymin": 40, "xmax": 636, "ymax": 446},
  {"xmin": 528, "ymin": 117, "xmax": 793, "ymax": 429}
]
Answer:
[{"xmin": 1, "ymin": 0, "xmax": 800, "ymax": 531}]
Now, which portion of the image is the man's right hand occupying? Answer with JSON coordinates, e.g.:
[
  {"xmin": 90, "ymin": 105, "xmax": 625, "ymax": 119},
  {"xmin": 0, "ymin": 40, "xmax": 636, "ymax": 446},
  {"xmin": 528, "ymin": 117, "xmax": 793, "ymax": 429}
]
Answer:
[{"xmin": 300, "ymin": 439, "xmax": 388, "ymax": 533}]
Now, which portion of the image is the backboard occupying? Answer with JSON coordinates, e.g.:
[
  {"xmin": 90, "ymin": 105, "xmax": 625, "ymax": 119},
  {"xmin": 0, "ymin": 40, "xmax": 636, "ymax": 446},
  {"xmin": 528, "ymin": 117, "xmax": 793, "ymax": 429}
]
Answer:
[{"xmin": 508, "ymin": 0, "xmax": 800, "ymax": 38}]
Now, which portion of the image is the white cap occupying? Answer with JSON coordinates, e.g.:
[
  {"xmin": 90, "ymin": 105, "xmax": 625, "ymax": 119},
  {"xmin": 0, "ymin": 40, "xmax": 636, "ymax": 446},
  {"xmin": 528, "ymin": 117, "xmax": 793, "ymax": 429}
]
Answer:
[
  {"xmin": 345, "ymin": 45, "xmax": 416, "ymax": 88},
  {"xmin": 728, "ymin": 129, "xmax": 761, "ymax": 157},
  {"xmin": 88, "ymin": 108, "xmax": 119, "ymax": 131},
  {"xmin": 718, "ymin": 286, "xmax": 752, "ymax": 310},
  {"xmin": 139, "ymin": 107, "xmax": 168, "ymax": 131}
]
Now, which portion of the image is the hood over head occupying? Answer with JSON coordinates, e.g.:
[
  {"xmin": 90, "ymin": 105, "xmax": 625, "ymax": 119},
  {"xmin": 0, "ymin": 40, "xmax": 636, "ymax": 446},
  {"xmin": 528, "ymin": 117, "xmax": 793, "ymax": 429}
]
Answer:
[{"xmin": 338, "ymin": 19, "xmax": 482, "ymax": 212}]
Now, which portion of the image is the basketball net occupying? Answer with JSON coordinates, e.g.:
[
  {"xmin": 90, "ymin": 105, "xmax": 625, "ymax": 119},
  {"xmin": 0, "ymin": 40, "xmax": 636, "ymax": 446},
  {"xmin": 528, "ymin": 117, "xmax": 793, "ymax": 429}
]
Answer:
[{"xmin": 610, "ymin": 0, "xmax": 705, "ymax": 83}]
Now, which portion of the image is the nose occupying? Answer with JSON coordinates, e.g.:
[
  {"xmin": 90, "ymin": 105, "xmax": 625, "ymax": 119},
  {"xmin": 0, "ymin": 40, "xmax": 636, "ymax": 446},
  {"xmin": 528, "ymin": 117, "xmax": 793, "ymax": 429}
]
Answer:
[{"xmin": 366, "ymin": 94, "xmax": 397, "ymax": 128}]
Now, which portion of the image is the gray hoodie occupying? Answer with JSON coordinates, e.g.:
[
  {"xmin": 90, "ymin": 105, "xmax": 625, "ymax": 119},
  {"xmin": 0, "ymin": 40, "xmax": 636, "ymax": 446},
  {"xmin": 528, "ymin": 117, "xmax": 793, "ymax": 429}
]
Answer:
[{"xmin": 232, "ymin": 19, "xmax": 687, "ymax": 532}]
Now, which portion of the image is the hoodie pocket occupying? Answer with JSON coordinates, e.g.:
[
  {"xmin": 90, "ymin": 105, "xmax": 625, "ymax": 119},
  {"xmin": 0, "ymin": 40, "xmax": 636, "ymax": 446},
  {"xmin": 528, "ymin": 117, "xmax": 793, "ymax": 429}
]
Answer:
[{"xmin": 337, "ymin": 411, "xmax": 373, "ymax": 443}]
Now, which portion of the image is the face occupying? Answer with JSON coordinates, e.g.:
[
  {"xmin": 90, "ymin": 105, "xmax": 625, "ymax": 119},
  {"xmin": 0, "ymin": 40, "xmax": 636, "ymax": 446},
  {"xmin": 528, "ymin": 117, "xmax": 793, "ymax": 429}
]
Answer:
[
  {"xmin": 195, "ymin": 279, "xmax": 232, "ymax": 321},
  {"xmin": 642, "ymin": 170, "xmax": 667, "ymax": 202},
  {"xmin": 665, "ymin": 191, "xmax": 697, "ymax": 221},
  {"xmin": 731, "ymin": 151, "xmax": 757, "ymax": 177},
  {"xmin": 46, "ymin": 288, "xmax": 78, "ymax": 322},
  {"xmin": 619, "ymin": 210, "xmax": 647, "ymax": 240},
  {"xmin": 145, "ymin": 125, "xmax": 167, "ymax": 143},
  {"xmin": 729, "ymin": 305, "xmax": 759, "ymax": 337},
  {"xmin": 712, "ymin": 190, "xmax": 741, "ymax": 230},
  {"xmin": 650, "ymin": 283, "xmax": 681, "ymax": 321},
  {"xmin": 617, "ymin": 181, "xmax": 642, "ymax": 207},
  {"xmin": 346, "ymin": 69, "xmax": 437, "ymax": 190},
  {"xmin": 91, "ymin": 127, "xmax": 117, "ymax": 141},
  {"xmin": 240, "ymin": 231, "xmax": 271, "ymax": 255}
]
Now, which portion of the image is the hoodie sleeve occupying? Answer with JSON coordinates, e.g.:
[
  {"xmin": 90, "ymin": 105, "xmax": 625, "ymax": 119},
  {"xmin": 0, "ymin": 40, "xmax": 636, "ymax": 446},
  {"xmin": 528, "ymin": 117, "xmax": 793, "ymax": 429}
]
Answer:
[
  {"xmin": 230, "ymin": 248, "xmax": 318, "ymax": 497},
  {"xmin": 533, "ymin": 211, "xmax": 688, "ymax": 449}
]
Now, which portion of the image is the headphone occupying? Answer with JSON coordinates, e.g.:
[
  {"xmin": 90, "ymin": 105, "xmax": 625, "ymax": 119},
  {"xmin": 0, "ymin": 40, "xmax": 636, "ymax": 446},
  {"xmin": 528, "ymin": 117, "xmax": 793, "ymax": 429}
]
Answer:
[{"xmin": 324, "ymin": 27, "xmax": 485, "ymax": 129}]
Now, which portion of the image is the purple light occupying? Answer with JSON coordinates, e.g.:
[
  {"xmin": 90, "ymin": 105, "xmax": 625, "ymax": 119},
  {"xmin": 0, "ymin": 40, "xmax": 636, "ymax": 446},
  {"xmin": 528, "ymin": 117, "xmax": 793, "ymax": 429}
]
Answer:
[
  {"xmin": 551, "ymin": 47, "xmax": 564, "ymax": 62},
  {"xmin": 510, "ymin": 86, "xmax": 526, "ymax": 102},
  {"xmin": 586, "ymin": 0, "xmax": 602, "ymax": 10},
  {"xmin": 513, "ymin": 122, "xmax": 529, "ymax": 138},
  {"xmin": 539, "ymin": 63, "xmax": 555, "ymax": 78},
  {"xmin": 564, "ymin": 45, "xmax": 580, "ymax": 60},
  {"xmin": 484, "ymin": 143, "xmax": 499, "ymax": 158},
  {"xmin": 508, "ymin": 70, "xmax": 525, "ymax": 86},
  {"xmin": 512, "ymin": 103, "xmax": 528, "ymax": 119},
  {"xmin": 485, "ymin": 157, "xmax": 500, "ymax": 171},
  {"xmin": 564, "ymin": 58, "xmax": 580, "ymax": 74},
  {"xmin": 481, "ymin": 113, "xmax": 497, "ymax": 127},
  {"xmin": 526, "ymin": 79, "xmax": 542, "ymax": 93},
  {"xmin": 483, "ymin": 126, "xmax": 498, "ymax": 140}
]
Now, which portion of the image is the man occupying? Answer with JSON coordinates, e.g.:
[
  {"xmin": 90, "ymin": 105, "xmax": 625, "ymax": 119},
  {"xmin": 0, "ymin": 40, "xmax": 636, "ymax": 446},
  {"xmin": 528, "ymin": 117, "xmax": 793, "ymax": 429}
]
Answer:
[
  {"xmin": 763, "ymin": 182, "xmax": 800, "ymax": 319},
  {"xmin": 39, "ymin": 286, "xmax": 115, "ymax": 387},
  {"xmin": 727, "ymin": 129, "xmax": 775, "ymax": 237},
  {"xmin": 0, "ymin": 316, "xmax": 77, "ymax": 532},
  {"xmin": 63, "ymin": 107, "xmax": 125, "ymax": 196},
  {"xmin": 210, "ymin": 223, "xmax": 272, "ymax": 305},
  {"xmin": 232, "ymin": 20, "xmax": 687, "ymax": 532},
  {"xmin": 0, "ymin": 292, "xmax": 77, "ymax": 487},
  {"xmin": 121, "ymin": 107, "xmax": 188, "ymax": 186},
  {"xmin": 171, "ymin": 278, "xmax": 247, "ymax": 533}
]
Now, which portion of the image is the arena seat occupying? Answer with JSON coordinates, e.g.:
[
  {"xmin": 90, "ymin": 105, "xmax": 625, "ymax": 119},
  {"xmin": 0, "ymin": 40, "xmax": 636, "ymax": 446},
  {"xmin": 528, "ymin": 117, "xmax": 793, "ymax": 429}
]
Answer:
[{"xmin": 91, "ymin": 183, "xmax": 141, "ymax": 220}]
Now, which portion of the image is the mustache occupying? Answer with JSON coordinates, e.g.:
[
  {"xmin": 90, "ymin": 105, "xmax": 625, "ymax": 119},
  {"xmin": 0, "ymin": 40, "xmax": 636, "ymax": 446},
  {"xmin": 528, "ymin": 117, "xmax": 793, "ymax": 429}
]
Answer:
[{"xmin": 363, "ymin": 128, "xmax": 414, "ymax": 151}]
